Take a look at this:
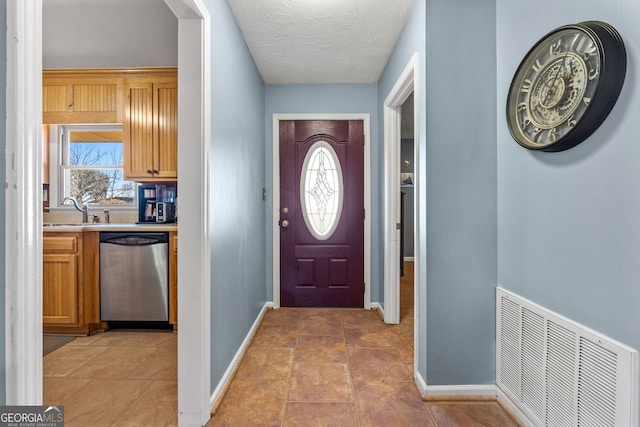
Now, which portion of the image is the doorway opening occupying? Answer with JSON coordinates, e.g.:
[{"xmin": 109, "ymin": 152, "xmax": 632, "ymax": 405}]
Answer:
[
  {"xmin": 6, "ymin": 0, "xmax": 211, "ymax": 425},
  {"xmin": 398, "ymin": 93, "xmax": 415, "ymax": 350},
  {"xmin": 382, "ymin": 53, "xmax": 418, "ymax": 362}
]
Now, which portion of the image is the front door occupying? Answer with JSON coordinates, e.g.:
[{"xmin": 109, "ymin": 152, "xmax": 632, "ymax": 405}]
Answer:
[{"xmin": 280, "ymin": 120, "xmax": 365, "ymax": 307}]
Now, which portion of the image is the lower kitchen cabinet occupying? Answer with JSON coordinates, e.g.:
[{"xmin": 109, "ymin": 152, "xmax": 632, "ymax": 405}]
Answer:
[
  {"xmin": 43, "ymin": 233, "xmax": 81, "ymax": 327},
  {"xmin": 169, "ymin": 231, "xmax": 178, "ymax": 330},
  {"xmin": 43, "ymin": 251, "xmax": 79, "ymax": 325},
  {"xmin": 44, "ymin": 228, "xmax": 176, "ymax": 335},
  {"xmin": 43, "ymin": 232, "xmax": 102, "ymax": 335}
]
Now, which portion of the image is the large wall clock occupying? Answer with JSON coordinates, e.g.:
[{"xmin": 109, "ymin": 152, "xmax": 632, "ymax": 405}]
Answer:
[{"xmin": 506, "ymin": 21, "xmax": 626, "ymax": 152}]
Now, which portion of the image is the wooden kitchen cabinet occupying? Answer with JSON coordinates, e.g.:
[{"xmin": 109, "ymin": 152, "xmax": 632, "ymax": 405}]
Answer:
[
  {"xmin": 123, "ymin": 71, "xmax": 177, "ymax": 181},
  {"xmin": 42, "ymin": 67, "xmax": 178, "ymax": 182},
  {"xmin": 169, "ymin": 231, "xmax": 178, "ymax": 330},
  {"xmin": 43, "ymin": 232, "xmax": 102, "ymax": 335},
  {"xmin": 42, "ymin": 69, "xmax": 124, "ymax": 124},
  {"xmin": 43, "ymin": 234, "xmax": 81, "ymax": 327}
]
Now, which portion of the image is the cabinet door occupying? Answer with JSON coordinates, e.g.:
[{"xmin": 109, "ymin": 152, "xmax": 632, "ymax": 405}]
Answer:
[
  {"xmin": 123, "ymin": 82, "xmax": 155, "ymax": 180},
  {"xmin": 72, "ymin": 81, "xmax": 120, "ymax": 121},
  {"xmin": 123, "ymin": 80, "xmax": 178, "ymax": 181},
  {"xmin": 154, "ymin": 82, "xmax": 178, "ymax": 179},
  {"xmin": 43, "ymin": 77, "xmax": 121, "ymax": 124},
  {"xmin": 43, "ymin": 253, "xmax": 79, "ymax": 325},
  {"xmin": 42, "ymin": 83, "xmax": 72, "ymax": 115}
]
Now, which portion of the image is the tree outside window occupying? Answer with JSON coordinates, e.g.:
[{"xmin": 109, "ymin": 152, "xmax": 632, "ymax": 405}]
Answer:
[{"xmin": 62, "ymin": 127, "xmax": 136, "ymax": 206}]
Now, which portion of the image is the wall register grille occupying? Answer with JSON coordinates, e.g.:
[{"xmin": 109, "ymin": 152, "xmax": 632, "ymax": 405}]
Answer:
[{"xmin": 496, "ymin": 288, "xmax": 638, "ymax": 426}]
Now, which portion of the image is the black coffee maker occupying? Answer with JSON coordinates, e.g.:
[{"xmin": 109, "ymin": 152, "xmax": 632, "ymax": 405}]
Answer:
[{"xmin": 137, "ymin": 184, "xmax": 177, "ymax": 223}]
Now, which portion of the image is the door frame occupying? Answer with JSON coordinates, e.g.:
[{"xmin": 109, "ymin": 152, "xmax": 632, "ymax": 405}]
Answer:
[
  {"xmin": 6, "ymin": 1, "xmax": 212, "ymax": 425},
  {"xmin": 272, "ymin": 114, "xmax": 371, "ymax": 309},
  {"xmin": 383, "ymin": 54, "xmax": 418, "ymax": 333},
  {"xmin": 164, "ymin": 1, "xmax": 212, "ymax": 425},
  {"xmin": 5, "ymin": 0, "xmax": 43, "ymax": 405}
]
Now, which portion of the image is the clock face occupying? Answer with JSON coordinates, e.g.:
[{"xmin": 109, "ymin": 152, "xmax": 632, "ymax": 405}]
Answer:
[{"xmin": 506, "ymin": 22, "xmax": 626, "ymax": 152}]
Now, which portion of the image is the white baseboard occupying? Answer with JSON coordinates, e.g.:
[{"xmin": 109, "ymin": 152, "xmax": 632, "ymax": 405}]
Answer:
[
  {"xmin": 370, "ymin": 302, "xmax": 384, "ymax": 319},
  {"xmin": 414, "ymin": 372, "xmax": 497, "ymax": 398},
  {"xmin": 209, "ymin": 302, "xmax": 271, "ymax": 410},
  {"xmin": 496, "ymin": 387, "xmax": 535, "ymax": 427},
  {"xmin": 415, "ymin": 371, "xmax": 428, "ymax": 395},
  {"xmin": 422, "ymin": 384, "xmax": 498, "ymax": 398},
  {"xmin": 416, "ymin": 375, "xmax": 527, "ymax": 424}
]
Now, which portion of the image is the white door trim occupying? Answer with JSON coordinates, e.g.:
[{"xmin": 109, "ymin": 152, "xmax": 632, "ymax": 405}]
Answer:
[
  {"xmin": 382, "ymin": 55, "xmax": 419, "ymax": 338},
  {"xmin": 164, "ymin": 0, "xmax": 212, "ymax": 425},
  {"xmin": 272, "ymin": 114, "xmax": 371, "ymax": 309},
  {"xmin": 6, "ymin": 1, "xmax": 212, "ymax": 425},
  {"xmin": 5, "ymin": 0, "xmax": 44, "ymax": 405}
]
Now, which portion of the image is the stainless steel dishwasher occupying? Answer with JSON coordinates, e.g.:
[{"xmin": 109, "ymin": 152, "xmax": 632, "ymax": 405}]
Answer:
[{"xmin": 100, "ymin": 232, "xmax": 169, "ymax": 321}]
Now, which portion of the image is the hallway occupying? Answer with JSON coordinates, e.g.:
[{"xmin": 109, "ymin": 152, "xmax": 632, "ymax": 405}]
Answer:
[
  {"xmin": 207, "ymin": 308, "xmax": 518, "ymax": 426},
  {"xmin": 398, "ymin": 261, "xmax": 415, "ymax": 352}
]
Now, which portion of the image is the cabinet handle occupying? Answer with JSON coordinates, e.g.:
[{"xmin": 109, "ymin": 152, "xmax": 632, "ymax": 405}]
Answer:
[
  {"xmin": 152, "ymin": 169, "xmax": 159, "ymax": 174},
  {"xmin": 146, "ymin": 169, "xmax": 153, "ymax": 174}
]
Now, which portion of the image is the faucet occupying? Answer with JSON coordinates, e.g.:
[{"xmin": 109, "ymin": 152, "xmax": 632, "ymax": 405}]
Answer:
[
  {"xmin": 61, "ymin": 196, "xmax": 89, "ymax": 223},
  {"xmin": 104, "ymin": 209, "xmax": 110, "ymax": 224}
]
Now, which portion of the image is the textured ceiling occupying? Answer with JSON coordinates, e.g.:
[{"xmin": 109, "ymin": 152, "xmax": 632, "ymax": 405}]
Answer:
[{"xmin": 227, "ymin": 0, "xmax": 416, "ymax": 84}]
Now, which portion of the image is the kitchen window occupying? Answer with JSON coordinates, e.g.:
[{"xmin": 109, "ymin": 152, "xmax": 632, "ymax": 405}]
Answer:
[{"xmin": 50, "ymin": 125, "xmax": 136, "ymax": 208}]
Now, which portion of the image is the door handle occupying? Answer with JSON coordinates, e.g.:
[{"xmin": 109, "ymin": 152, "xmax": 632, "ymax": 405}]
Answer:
[{"xmin": 281, "ymin": 219, "xmax": 290, "ymax": 228}]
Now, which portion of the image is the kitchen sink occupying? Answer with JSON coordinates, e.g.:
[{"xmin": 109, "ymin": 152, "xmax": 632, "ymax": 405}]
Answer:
[{"xmin": 43, "ymin": 223, "xmax": 82, "ymax": 227}]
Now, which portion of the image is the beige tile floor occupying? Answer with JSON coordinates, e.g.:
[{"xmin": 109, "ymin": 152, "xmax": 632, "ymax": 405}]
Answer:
[
  {"xmin": 207, "ymin": 308, "xmax": 519, "ymax": 426},
  {"xmin": 44, "ymin": 310, "xmax": 519, "ymax": 426},
  {"xmin": 43, "ymin": 330, "xmax": 177, "ymax": 427}
]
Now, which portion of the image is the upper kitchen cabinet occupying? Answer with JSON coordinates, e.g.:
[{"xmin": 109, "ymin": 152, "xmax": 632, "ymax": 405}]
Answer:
[
  {"xmin": 123, "ymin": 70, "xmax": 178, "ymax": 181},
  {"xmin": 42, "ymin": 68, "xmax": 178, "ymax": 182},
  {"xmin": 42, "ymin": 69, "xmax": 124, "ymax": 124}
]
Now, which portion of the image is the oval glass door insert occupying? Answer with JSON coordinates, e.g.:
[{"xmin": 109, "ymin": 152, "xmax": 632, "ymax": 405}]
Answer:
[{"xmin": 300, "ymin": 140, "xmax": 344, "ymax": 240}]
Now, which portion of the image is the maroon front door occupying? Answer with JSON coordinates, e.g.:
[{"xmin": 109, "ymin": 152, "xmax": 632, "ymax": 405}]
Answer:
[{"xmin": 280, "ymin": 120, "xmax": 364, "ymax": 307}]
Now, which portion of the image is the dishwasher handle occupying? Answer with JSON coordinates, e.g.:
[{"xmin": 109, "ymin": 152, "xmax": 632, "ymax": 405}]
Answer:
[{"xmin": 100, "ymin": 232, "xmax": 168, "ymax": 246}]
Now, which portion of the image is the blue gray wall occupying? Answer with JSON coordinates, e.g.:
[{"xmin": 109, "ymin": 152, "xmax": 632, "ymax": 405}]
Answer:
[
  {"xmin": 0, "ymin": 0, "xmax": 6, "ymax": 405},
  {"xmin": 497, "ymin": 0, "xmax": 640, "ymax": 384},
  {"xmin": 264, "ymin": 84, "xmax": 379, "ymax": 302},
  {"xmin": 423, "ymin": 0, "xmax": 497, "ymax": 386},
  {"xmin": 379, "ymin": 0, "xmax": 498, "ymax": 385},
  {"xmin": 206, "ymin": 0, "xmax": 267, "ymax": 391}
]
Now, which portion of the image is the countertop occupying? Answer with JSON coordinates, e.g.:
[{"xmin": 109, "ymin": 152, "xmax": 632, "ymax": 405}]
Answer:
[{"xmin": 43, "ymin": 223, "xmax": 178, "ymax": 232}]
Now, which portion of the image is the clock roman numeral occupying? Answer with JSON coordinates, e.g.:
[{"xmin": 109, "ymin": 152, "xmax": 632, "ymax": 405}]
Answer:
[
  {"xmin": 532, "ymin": 59, "xmax": 544, "ymax": 73},
  {"xmin": 569, "ymin": 33, "xmax": 584, "ymax": 51},
  {"xmin": 570, "ymin": 33, "xmax": 597, "ymax": 58},
  {"xmin": 582, "ymin": 43, "xmax": 597, "ymax": 59},
  {"xmin": 550, "ymin": 39, "xmax": 562, "ymax": 56}
]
